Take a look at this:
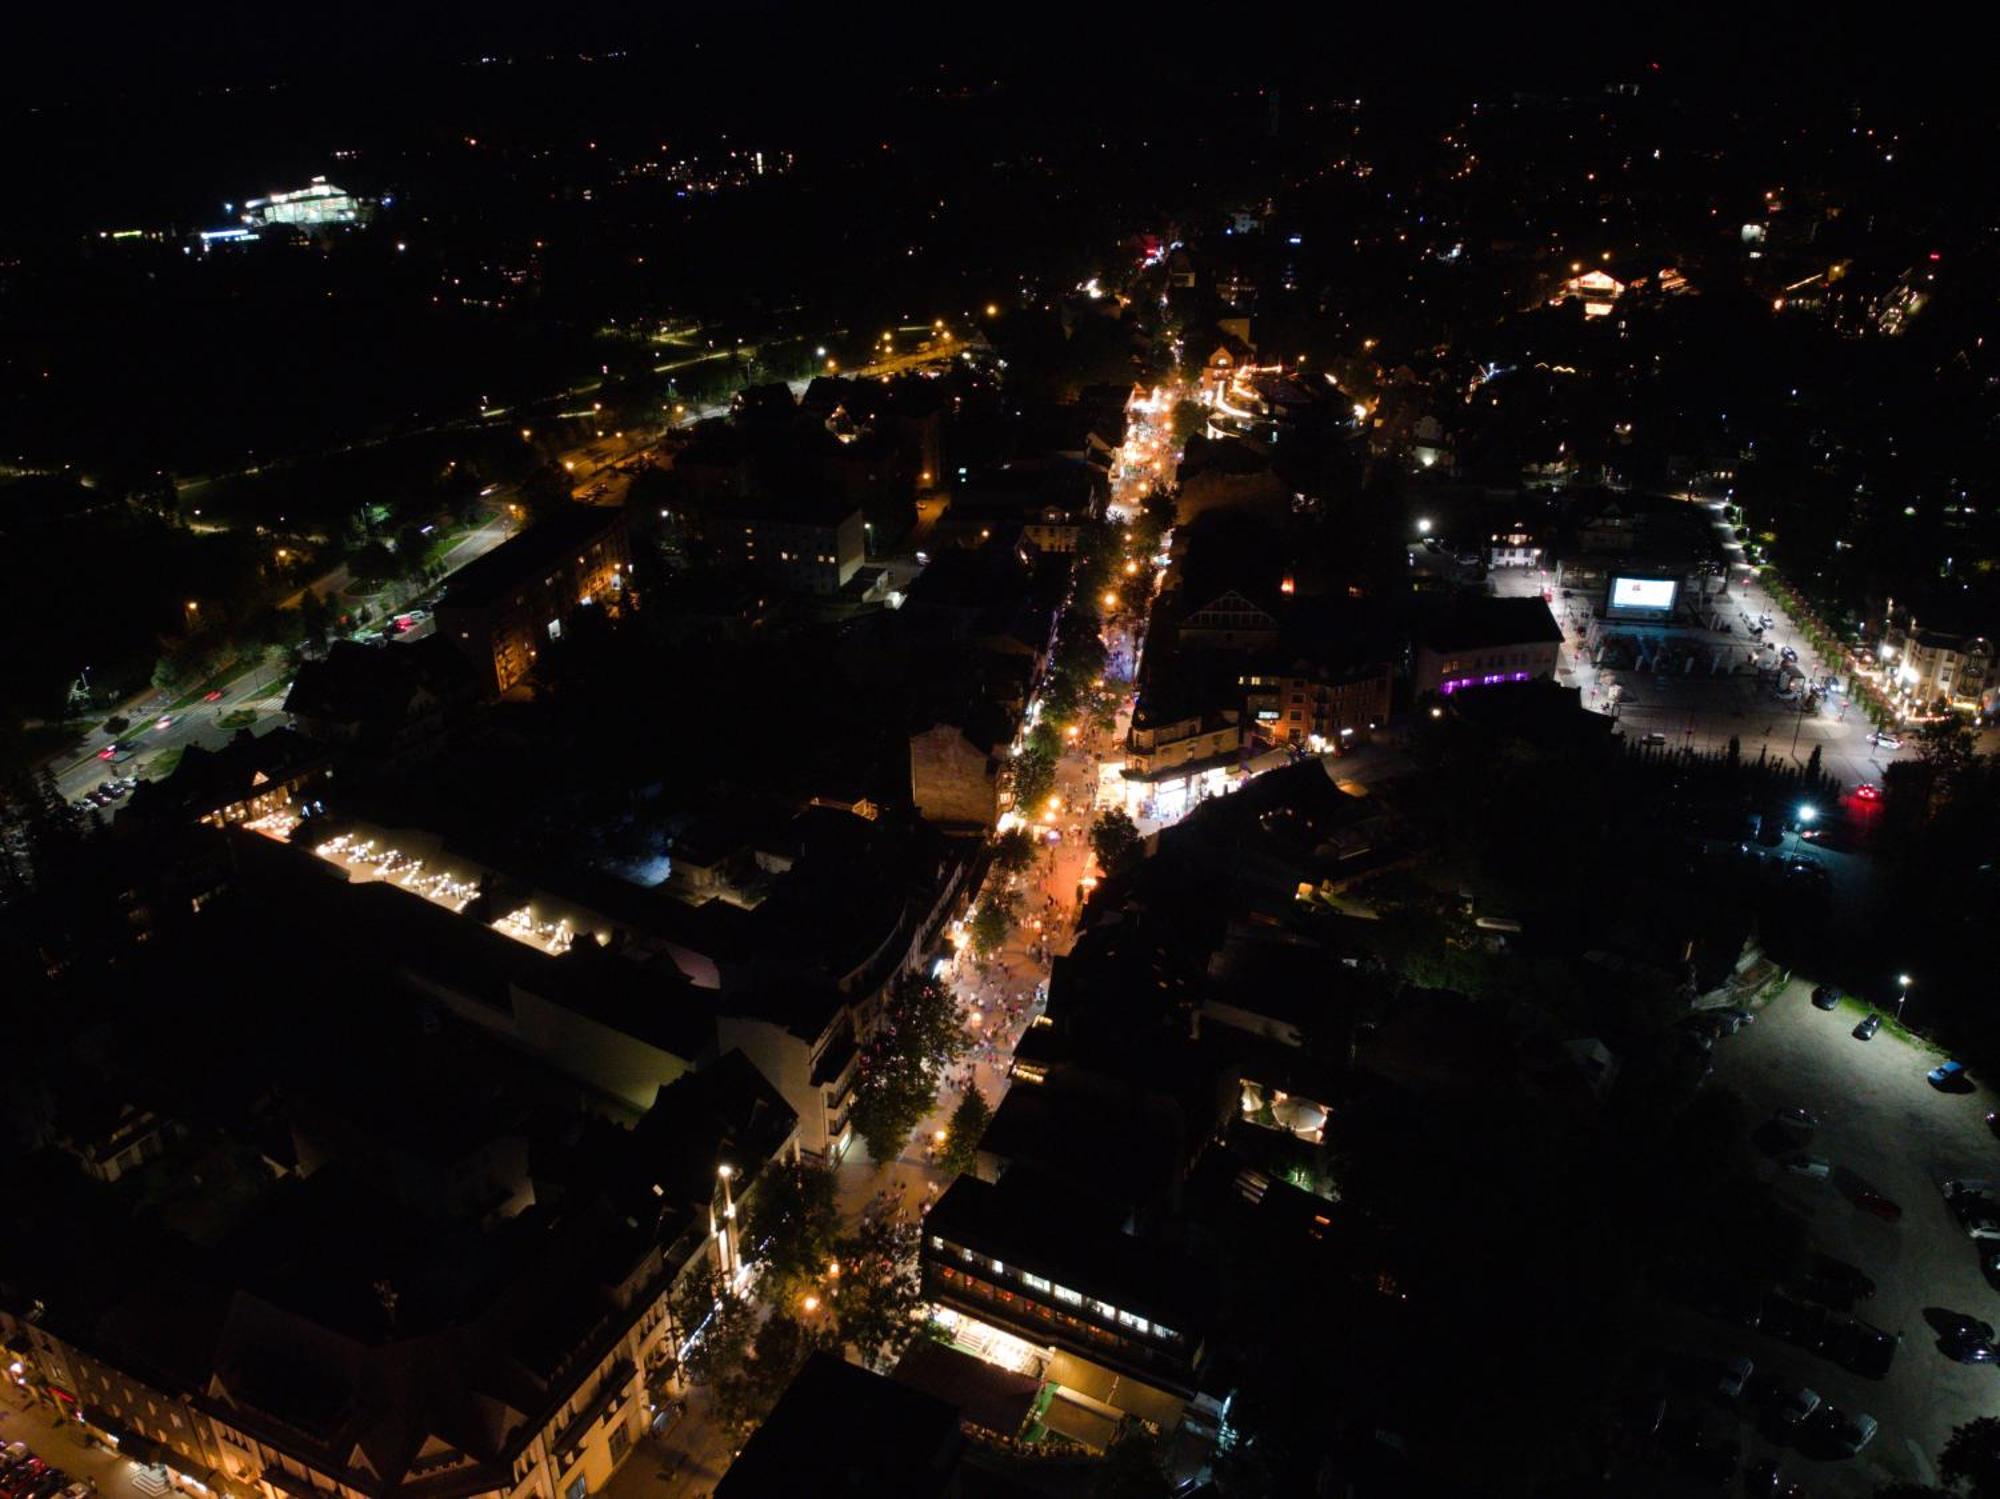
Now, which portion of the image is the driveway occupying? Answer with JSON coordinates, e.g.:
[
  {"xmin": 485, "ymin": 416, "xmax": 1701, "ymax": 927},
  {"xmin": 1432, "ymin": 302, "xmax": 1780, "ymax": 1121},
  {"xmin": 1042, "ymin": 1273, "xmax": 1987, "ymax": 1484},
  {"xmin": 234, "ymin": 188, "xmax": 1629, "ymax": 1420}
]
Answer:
[{"xmin": 1694, "ymin": 978, "xmax": 2000, "ymax": 1494}]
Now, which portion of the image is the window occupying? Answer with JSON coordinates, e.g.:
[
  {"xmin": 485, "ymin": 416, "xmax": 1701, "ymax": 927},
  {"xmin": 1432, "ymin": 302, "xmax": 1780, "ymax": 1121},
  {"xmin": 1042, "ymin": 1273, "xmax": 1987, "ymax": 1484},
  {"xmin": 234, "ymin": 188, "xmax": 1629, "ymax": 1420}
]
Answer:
[
  {"xmin": 608, "ymin": 1426, "xmax": 630, "ymax": 1464},
  {"xmin": 930, "ymin": 1236, "xmax": 945, "ymax": 1251},
  {"xmin": 1022, "ymin": 1273, "xmax": 1051, "ymax": 1293},
  {"xmin": 1053, "ymin": 1285, "xmax": 1083, "ymax": 1306},
  {"xmin": 989, "ymin": 1259, "xmax": 1005, "ymax": 1275},
  {"xmin": 1088, "ymin": 1298, "xmax": 1117, "ymax": 1320},
  {"xmin": 1117, "ymin": 1310, "xmax": 1151, "ymax": 1334},
  {"xmin": 566, "ymin": 1476, "xmax": 588, "ymax": 1499}
]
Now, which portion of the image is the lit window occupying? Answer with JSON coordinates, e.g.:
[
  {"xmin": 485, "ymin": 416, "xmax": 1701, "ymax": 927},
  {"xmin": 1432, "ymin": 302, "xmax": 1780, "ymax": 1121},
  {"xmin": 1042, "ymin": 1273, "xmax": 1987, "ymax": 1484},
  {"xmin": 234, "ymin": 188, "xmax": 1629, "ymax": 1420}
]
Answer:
[
  {"xmin": 1053, "ymin": 1285, "xmax": 1082, "ymax": 1306},
  {"xmin": 1022, "ymin": 1273, "xmax": 1051, "ymax": 1293},
  {"xmin": 930, "ymin": 1236, "xmax": 944, "ymax": 1250},
  {"xmin": 1117, "ymin": 1310, "xmax": 1151, "ymax": 1334}
]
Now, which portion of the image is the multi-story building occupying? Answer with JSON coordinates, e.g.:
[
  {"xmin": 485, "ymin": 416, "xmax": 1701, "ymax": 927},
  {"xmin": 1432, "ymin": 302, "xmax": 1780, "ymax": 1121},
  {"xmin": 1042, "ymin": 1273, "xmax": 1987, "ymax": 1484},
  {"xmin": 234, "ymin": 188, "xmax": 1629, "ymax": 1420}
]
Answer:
[
  {"xmin": 724, "ymin": 495, "xmax": 865, "ymax": 596},
  {"xmin": 922, "ymin": 1172, "xmax": 1212, "ymax": 1443},
  {"xmin": 1412, "ymin": 597, "xmax": 1564, "ymax": 698},
  {"xmin": 6, "ymin": 1056, "xmax": 797, "ymax": 1499},
  {"xmin": 1241, "ymin": 659, "xmax": 1394, "ymax": 749},
  {"xmin": 1487, "ymin": 521, "xmax": 1543, "ymax": 569},
  {"xmin": 437, "ymin": 507, "xmax": 630, "ymax": 693},
  {"xmin": 1878, "ymin": 614, "xmax": 1994, "ymax": 717}
]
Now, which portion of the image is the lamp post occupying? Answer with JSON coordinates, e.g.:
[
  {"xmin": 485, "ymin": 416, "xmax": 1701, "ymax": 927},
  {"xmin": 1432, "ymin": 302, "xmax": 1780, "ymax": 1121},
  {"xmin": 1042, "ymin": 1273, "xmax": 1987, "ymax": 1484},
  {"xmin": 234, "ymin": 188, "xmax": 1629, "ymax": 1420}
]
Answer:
[
  {"xmin": 1896, "ymin": 974, "xmax": 1913, "ymax": 1025},
  {"xmin": 1791, "ymin": 803, "xmax": 1817, "ymax": 858}
]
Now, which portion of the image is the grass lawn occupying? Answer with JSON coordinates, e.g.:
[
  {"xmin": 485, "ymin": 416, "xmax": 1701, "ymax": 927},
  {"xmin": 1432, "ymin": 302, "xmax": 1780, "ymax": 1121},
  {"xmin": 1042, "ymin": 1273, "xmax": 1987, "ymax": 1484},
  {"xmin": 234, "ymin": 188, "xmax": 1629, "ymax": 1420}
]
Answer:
[
  {"xmin": 145, "ymin": 745, "xmax": 184, "ymax": 780},
  {"xmin": 170, "ymin": 650, "xmax": 269, "ymax": 710}
]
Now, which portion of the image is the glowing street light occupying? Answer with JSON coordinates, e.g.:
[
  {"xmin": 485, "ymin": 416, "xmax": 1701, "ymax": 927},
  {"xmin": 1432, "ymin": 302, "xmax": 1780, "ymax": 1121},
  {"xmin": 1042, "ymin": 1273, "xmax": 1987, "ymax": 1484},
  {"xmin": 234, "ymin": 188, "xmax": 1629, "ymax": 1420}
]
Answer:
[
  {"xmin": 1897, "ymin": 973, "xmax": 1914, "ymax": 1022},
  {"xmin": 1416, "ymin": 518, "xmax": 1432, "ymax": 535}
]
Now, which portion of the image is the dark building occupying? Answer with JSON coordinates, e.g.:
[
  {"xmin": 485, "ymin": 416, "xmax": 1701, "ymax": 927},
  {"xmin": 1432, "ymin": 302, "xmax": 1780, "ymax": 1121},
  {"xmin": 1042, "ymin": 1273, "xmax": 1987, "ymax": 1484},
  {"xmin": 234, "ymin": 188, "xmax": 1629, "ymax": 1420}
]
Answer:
[
  {"xmin": 717, "ymin": 1353, "xmax": 965, "ymax": 1499},
  {"xmin": 922, "ymin": 1171, "xmax": 1213, "ymax": 1433},
  {"xmin": 436, "ymin": 508, "xmax": 631, "ymax": 693}
]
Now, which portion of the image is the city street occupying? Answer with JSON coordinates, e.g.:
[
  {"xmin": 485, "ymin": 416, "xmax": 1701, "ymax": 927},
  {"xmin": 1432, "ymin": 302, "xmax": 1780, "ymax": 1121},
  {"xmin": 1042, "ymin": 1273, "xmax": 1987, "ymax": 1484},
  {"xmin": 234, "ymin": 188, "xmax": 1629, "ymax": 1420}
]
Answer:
[{"xmin": 0, "ymin": 1386, "xmax": 168, "ymax": 1499}]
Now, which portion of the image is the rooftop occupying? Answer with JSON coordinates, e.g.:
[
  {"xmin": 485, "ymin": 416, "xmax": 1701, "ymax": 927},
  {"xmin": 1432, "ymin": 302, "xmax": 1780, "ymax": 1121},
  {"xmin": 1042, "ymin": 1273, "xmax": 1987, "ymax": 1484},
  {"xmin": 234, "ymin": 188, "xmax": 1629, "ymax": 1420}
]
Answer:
[{"xmin": 437, "ymin": 506, "xmax": 624, "ymax": 612}]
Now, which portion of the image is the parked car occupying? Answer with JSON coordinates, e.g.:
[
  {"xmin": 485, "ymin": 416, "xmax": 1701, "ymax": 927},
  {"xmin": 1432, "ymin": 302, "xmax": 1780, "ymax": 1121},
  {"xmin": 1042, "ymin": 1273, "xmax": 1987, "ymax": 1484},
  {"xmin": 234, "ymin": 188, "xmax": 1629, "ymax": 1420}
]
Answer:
[
  {"xmin": 1940, "ymin": 1315, "xmax": 1996, "ymax": 1362},
  {"xmin": 1829, "ymin": 1320, "xmax": 1897, "ymax": 1379},
  {"xmin": 1811, "ymin": 985, "xmax": 1840, "ymax": 1010},
  {"xmin": 1785, "ymin": 1154, "xmax": 1832, "ymax": 1181},
  {"xmin": 1774, "ymin": 1106, "xmax": 1820, "ymax": 1133},
  {"xmin": 1805, "ymin": 1254, "xmax": 1875, "ymax": 1304},
  {"xmin": 1815, "ymin": 1406, "xmax": 1879, "ymax": 1455},
  {"xmin": 1854, "ymin": 782, "xmax": 1881, "ymax": 801},
  {"xmin": 1852, "ymin": 1014, "xmax": 1883, "ymax": 1041},
  {"xmin": 1986, "ymin": 1111, "xmax": 2000, "ymax": 1140},
  {"xmin": 1854, "ymin": 1190, "xmax": 1901, "ymax": 1221},
  {"xmin": 1870, "ymin": 731, "xmax": 1902, "ymax": 749},
  {"xmin": 1772, "ymin": 1383, "xmax": 1822, "ymax": 1429},
  {"xmin": 1716, "ymin": 1006, "xmax": 1755, "ymax": 1031},
  {"xmin": 1718, "ymin": 1355, "xmax": 1755, "ymax": 1402},
  {"xmin": 1929, "ymin": 1060, "xmax": 1972, "ymax": 1090}
]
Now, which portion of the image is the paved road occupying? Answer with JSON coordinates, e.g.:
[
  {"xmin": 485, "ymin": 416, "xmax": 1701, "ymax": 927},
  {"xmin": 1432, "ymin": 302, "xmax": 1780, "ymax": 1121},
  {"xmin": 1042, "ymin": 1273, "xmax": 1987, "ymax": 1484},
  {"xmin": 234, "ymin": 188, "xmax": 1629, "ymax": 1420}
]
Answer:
[
  {"xmin": 0, "ymin": 1387, "xmax": 169, "ymax": 1499},
  {"xmin": 1673, "ymin": 977, "xmax": 2000, "ymax": 1495}
]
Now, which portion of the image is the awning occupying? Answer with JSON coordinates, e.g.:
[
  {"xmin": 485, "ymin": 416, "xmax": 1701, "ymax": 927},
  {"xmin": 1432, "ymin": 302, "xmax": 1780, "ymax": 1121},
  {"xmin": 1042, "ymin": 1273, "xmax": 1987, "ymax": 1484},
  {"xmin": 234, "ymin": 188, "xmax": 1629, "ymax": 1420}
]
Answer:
[
  {"xmin": 86, "ymin": 1411, "xmax": 166, "ymax": 1466},
  {"xmin": 1045, "ymin": 1351, "xmax": 1188, "ymax": 1427},
  {"xmin": 1040, "ymin": 1394, "xmax": 1117, "ymax": 1451}
]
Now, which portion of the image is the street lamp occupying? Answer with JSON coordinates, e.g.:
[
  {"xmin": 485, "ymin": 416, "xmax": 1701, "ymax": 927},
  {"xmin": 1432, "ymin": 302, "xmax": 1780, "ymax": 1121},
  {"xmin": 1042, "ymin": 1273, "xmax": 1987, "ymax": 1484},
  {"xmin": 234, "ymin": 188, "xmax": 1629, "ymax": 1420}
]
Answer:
[
  {"xmin": 1897, "ymin": 974, "xmax": 1913, "ymax": 1023},
  {"xmin": 1789, "ymin": 802, "xmax": 1817, "ymax": 858},
  {"xmin": 1416, "ymin": 518, "xmax": 1432, "ymax": 535}
]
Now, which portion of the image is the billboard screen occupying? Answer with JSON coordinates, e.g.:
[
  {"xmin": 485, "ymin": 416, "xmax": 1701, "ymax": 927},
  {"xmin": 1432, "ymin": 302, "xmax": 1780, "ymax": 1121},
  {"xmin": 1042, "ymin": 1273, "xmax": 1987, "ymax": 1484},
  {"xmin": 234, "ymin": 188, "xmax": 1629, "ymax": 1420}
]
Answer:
[{"xmin": 1609, "ymin": 576, "xmax": 1678, "ymax": 614}]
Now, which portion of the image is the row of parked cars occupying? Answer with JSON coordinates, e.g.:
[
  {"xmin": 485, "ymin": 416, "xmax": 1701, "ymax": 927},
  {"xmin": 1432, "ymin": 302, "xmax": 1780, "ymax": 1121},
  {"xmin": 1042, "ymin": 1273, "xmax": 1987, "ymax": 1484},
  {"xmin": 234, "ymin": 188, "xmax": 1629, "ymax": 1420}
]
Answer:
[
  {"xmin": 73, "ymin": 777, "xmax": 136, "ymax": 814},
  {"xmin": 0, "ymin": 1442, "xmax": 90, "ymax": 1499}
]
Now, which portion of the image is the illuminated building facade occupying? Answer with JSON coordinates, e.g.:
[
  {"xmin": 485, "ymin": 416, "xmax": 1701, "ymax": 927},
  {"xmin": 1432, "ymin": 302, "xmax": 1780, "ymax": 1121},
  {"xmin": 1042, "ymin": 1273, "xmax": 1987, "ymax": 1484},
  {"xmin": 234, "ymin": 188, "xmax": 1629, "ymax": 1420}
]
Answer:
[{"xmin": 438, "ymin": 507, "xmax": 630, "ymax": 693}]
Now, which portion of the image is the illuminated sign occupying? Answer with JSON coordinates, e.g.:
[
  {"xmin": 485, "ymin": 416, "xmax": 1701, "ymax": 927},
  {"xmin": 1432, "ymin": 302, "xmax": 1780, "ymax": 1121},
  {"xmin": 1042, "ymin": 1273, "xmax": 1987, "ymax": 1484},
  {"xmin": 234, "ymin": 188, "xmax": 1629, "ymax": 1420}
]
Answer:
[{"xmin": 1609, "ymin": 576, "xmax": 1678, "ymax": 613}]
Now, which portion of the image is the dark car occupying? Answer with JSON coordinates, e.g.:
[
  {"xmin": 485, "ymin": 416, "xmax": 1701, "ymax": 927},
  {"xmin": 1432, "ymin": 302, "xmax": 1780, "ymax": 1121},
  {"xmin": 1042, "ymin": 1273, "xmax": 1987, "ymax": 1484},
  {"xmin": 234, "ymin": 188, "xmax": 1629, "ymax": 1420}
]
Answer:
[
  {"xmin": 1828, "ymin": 1320, "xmax": 1897, "ymax": 1379},
  {"xmin": 1855, "ymin": 1190, "xmax": 1902, "ymax": 1221},
  {"xmin": 1774, "ymin": 1106, "xmax": 1820, "ymax": 1134},
  {"xmin": 1930, "ymin": 1060, "xmax": 1972, "ymax": 1091},
  {"xmin": 1811, "ymin": 985, "xmax": 1839, "ymax": 1011},
  {"xmin": 1853, "ymin": 1014, "xmax": 1883, "ymax": 1041}
]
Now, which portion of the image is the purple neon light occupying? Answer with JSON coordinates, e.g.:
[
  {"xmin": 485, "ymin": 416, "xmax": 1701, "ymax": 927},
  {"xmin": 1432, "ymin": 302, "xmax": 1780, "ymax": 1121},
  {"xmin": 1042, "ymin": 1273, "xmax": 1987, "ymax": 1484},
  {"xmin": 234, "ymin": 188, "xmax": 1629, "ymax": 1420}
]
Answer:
[{"xmin": 1437, "ymin": 671, "xmax": 1532, "ymax": 696}]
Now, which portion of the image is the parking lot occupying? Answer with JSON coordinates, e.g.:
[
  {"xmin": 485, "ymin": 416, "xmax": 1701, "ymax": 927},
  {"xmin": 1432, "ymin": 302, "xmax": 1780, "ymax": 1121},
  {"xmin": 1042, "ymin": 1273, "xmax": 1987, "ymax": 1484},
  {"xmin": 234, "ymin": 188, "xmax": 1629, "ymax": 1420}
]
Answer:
[{"xmin": 1665, "ymin": 976, "xmax": 2000, "ymax": 1494}]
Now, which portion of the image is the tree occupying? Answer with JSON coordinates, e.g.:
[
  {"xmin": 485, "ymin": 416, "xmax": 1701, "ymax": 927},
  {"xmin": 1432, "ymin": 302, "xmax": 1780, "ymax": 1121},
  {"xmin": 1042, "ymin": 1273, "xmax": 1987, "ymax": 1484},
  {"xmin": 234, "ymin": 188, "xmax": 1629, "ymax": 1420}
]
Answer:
[
  {"xmin": 848, "ymin": 969, "xmax": 971, "ymax": 1165},
  {"xmin": 1942, "ymin": 1417, "xmax": 2000, "ymax": 1499},
  {"xmin": 1093, "ymin": 1427, "xmax": 1174, "ymax": 1499},
  {"xmin": 350, "ymin": 540, "xmax": 399, "ymax": 584},
  {"xmin": 517, "ymin": 462, "xmax": 575, "ymax": 523},
  {"xmin": 671, "ymin": 1264, "xmax": 754, "ymax": 1394},
  {"xmin": 1168, "ymin": 399, "xmax": 1207, "ymax": 445},
  {"xmin": 1009, "ymin": 746, "xmax": 1057, "ymax": 814},
  {"xmin": 992, "ymin": 827, "xmax": 1037, "ymax": 875},
  {"xmin": 1918, "ymin": 715, "xmax": 1977, "ymax": 777},
  {"xmin": 969, "ymin": 890, "xmax": 1017, "ymax": 959},
  {"xmin": 939, "ymin": 1086, "xmax": 992, "ymax": 1177},
  {"xmin": 740, "ymin": 1160, "xmax": 840, "ymax": 1306},
  {"xmin": 1089, "ymin": 808, "xmax": 1143, "ymax": 874},
  {"xmin": 827, "ymin": 1215, "xmax": 924, "ymax": 1371},
  {"xmin": 714, "ymin": 1310, "xmax": 822, "ymax": 1434}
]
